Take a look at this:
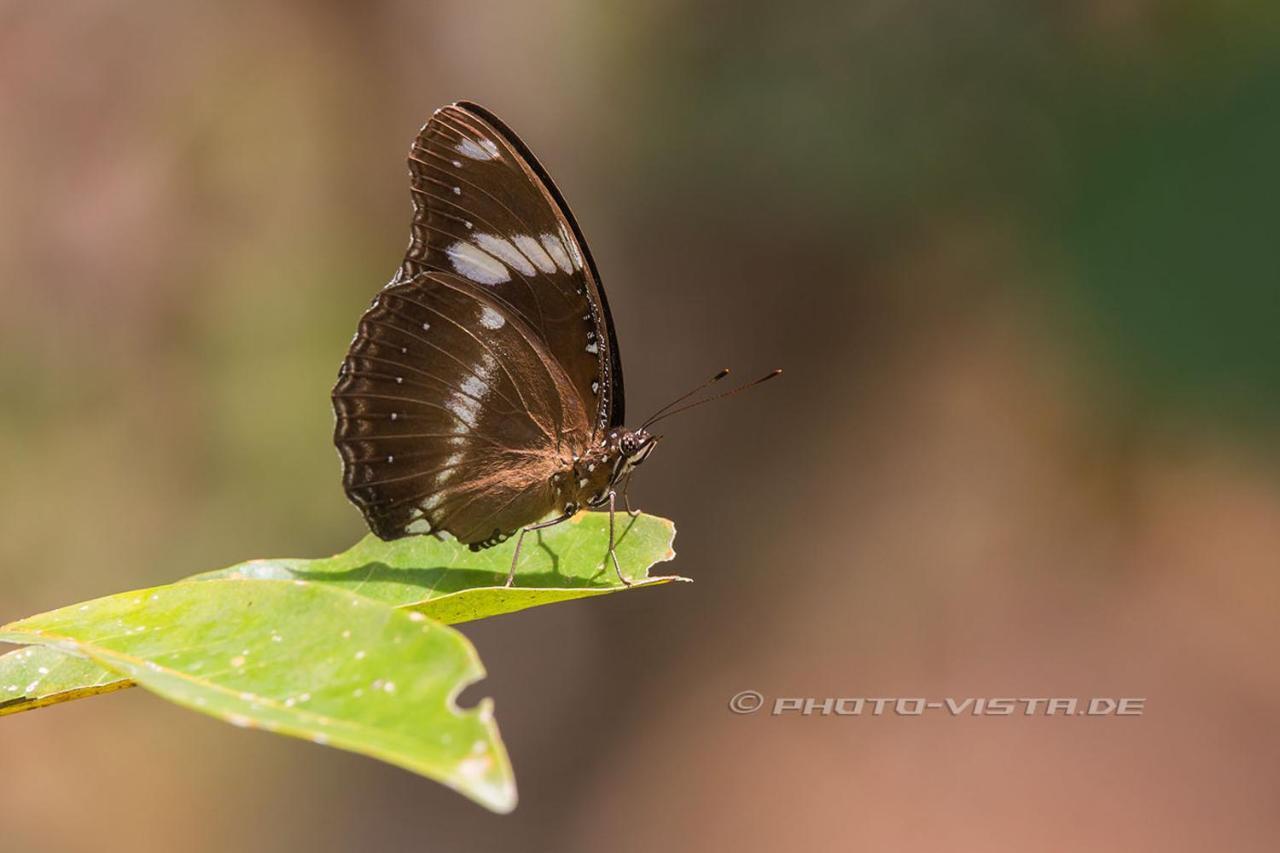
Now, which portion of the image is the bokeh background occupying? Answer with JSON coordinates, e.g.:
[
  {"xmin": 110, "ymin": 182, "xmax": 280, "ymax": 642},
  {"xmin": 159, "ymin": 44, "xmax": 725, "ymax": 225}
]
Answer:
[{"xmin": 4, "ymin": 2, "xmax": 1280, "ymax": 850}]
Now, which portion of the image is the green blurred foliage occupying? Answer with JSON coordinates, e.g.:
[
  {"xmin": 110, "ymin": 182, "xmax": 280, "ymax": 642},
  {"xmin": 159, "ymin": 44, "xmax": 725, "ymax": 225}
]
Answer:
[{"xmin": 1056, "ymin": 24, "xmax": 1280, "ymax": 427}]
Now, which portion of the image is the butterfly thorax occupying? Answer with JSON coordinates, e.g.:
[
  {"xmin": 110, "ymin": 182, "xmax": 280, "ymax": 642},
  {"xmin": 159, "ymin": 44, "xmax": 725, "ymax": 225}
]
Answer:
[{"xmin": 552, "ymin": 427, "xmax": 657, "ymax": 513}]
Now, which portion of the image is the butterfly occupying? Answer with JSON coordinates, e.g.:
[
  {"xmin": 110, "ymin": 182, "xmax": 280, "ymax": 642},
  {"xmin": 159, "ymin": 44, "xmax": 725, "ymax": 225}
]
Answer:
[{"xmin": 332, "ymin": 102, "xmax": 777, "ymax": 586}]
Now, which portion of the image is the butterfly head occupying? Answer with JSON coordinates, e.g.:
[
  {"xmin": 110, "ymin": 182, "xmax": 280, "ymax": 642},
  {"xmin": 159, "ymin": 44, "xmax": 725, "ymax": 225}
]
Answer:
[{"xmin": 619, "ymin": 428, "xmax": 659, "ymax": 468}]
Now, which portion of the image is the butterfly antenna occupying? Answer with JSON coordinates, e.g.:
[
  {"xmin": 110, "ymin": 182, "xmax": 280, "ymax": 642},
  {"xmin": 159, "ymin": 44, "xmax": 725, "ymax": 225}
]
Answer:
[
  {"xmin": 642, "ymin": 368, "xmax": 731, "ymax": 428},
  {"xmin": 644, "ymin": 369, "xmax": 782, "ymax": 429}
]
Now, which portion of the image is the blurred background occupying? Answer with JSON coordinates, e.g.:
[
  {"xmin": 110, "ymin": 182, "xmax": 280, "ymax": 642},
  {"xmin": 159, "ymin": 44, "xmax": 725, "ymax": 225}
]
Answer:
[{"xmin": 3, "ymin": 1, "xmax": 1280, "ymax": 850}]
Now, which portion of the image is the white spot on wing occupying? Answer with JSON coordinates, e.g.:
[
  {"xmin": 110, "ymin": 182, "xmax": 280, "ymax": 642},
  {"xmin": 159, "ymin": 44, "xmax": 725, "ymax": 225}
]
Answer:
[
  {"xmin": 478, "ymin": 306, "xmax": 506, "ymax": 330},
  {"xmin": 447, "ymin": 241, "xmax": 510, "ymax": 285},
  {"xmin": 456, "ymin": 136, "xmax": 501, "ymax": 160},
  {"xmin": 540, "ymin": 233, "xmax": 573, "ymax": 273},
  {"xmin": 560, "ymin": 224, "xmax": 584, "ymax": 270},
  {"xmin": 439, "ymin": 352, "xmax": 497, "ymax": 473},
  {"xmin": 447, "ymin": 396, "xmax": 480, "ymax": 428},
  {"xmin": 474, "ymin": 233, "xmax": 535, "ymax": 277},
  {"xmin": 514, "ymin": 234, "xmax": 557, "ymax": 274}
]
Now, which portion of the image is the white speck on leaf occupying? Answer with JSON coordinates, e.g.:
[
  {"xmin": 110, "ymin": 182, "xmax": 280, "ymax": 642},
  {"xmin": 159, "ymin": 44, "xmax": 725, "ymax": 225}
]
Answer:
[{"xmin": 458, "ymin": 755, "xmax": 493, "ymax": 780}]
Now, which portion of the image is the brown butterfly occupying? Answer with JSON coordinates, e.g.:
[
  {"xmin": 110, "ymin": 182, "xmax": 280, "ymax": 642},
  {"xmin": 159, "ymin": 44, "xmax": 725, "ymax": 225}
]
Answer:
[{"xmin": 332, "ymin": 102, "xmax": 777, "ymax": 586}]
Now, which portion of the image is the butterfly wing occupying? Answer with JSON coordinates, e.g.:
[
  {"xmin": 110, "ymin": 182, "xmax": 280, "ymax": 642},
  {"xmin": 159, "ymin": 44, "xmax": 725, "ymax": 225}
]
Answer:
[
  {"xmin": 332, "ymin": 272, "xmax": 589, "ymax": 544},
  {"xmin": 398, "ymin": 101, "xmax": 624, "ymax": 436}
]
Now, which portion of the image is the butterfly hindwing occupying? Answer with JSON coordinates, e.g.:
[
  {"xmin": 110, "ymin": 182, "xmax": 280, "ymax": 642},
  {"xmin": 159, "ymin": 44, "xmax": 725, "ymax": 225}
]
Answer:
[{"xmin": 332, "ymin": 272, "xmax": 589, "ymax": 543}]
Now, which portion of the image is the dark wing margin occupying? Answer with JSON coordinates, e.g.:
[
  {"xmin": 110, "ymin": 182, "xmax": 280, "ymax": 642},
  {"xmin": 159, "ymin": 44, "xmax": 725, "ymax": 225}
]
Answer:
[{"xmin": 398, "ymin": 101, "xmax": 624, "ymax": 435}]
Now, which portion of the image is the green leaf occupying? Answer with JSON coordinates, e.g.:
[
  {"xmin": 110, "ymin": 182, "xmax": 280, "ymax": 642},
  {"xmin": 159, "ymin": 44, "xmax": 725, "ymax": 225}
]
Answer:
[
  {"xmin": 0, "ymin": 512, "xmax": 683, "ymax": 716},
  {"xmin": 201, "ymin": 511, "xmax": 682, "ymax": 621},
  {"xmin": 0, "ymin": 644, "xmax": 133, "ymax": 716},
  {"xmin": 0, "ymin": 580, "xmax": 516, "ymax": 812}
]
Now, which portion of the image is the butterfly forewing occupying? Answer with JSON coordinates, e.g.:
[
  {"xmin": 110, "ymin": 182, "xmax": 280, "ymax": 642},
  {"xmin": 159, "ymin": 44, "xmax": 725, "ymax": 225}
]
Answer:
[
  {"xmin": 333, "ymin": 273, "xmax": 589, "ymax": 542},
  {"xmin": 399, "ymin": 102, "xmax": 623, "ymax": 434}
]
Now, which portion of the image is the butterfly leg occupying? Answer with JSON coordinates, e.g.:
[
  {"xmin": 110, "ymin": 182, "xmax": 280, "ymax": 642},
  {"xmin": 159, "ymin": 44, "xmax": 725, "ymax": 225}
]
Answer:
[
  {"xmin": 506, "ymin": 508, "xmax": 576, "ymax": 588},
  {"xmin": 620, "ymin": 473, "xmax": 641, "ymax": 518},
  {"xmin": 608, "ymin": 490, "xmax": 632, "ymax": 586}
]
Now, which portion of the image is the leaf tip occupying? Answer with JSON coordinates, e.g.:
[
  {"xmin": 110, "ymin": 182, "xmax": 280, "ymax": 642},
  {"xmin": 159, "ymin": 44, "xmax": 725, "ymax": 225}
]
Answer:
[{"xmin": 459, "ymin": 696, "xmax": 518, "ymax": 813}]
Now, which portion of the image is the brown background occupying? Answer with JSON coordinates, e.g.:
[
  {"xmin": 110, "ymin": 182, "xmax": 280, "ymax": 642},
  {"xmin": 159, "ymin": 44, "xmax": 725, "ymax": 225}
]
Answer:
[{"xmin": 3, "ymin": 2, "xmax": 1280, "ymax": 851}]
